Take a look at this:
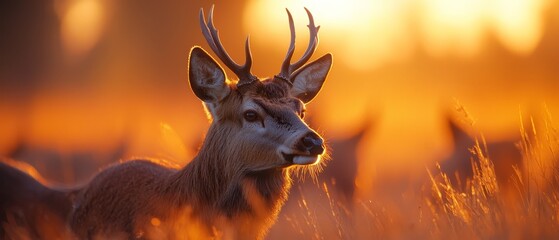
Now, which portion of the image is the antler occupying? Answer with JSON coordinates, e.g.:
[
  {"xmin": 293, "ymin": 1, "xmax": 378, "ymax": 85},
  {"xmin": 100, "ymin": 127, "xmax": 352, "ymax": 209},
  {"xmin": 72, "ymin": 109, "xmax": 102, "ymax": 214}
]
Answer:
[
  {"xmin": 276, "ymin": 8, "xmax": 320, "ymax": 83},
  {"xmin": 199, "ymin": 6, "xmax": 257, "ymax": 87}
]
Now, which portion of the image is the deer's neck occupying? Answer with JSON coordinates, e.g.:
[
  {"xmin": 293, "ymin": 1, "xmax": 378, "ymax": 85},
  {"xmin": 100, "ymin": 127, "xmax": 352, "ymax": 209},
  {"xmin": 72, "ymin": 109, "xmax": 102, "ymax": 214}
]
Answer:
[{"xmin": 167, "ymin": 128, "xmax": 292, "ymax": 221}]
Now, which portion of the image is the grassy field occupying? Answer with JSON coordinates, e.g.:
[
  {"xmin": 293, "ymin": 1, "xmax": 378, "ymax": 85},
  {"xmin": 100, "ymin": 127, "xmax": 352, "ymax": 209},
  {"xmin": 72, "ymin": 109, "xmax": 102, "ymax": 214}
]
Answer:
[
  {"xmin": 2, "ymin": 108, "xmax": 558, "ymax": 239},
  {"xmin": 268, "ymin": 108, "xmax": 559, "ymax": 239}
]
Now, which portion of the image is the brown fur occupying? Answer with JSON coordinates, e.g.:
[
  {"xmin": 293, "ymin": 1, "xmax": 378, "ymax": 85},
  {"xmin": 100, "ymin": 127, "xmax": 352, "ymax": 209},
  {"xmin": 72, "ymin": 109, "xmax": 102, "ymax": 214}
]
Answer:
[
  {"xmin": 1, "ymin": 9, "xmax": 332, "ymax": 238},
  {"xmin": 68, "ymin": 82, "xmax": 304, "ymax": 238},
  {"xmin": 0, "ymin": 81, "xmax": 323, "ymax": 239},
  {"xmin": 71, "ymin": 76, "xmax": 324, "ymax": 238},
  {"xmin": 0, "ymin": 161, "xmax": 75, "ymax": 239}
]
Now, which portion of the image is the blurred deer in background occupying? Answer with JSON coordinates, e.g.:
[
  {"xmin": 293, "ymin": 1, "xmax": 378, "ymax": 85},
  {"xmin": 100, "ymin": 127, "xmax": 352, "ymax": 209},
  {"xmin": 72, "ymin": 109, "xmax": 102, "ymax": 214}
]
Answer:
[
  {"xmin": 439, "ymin": 114, "xmax": 523, "ymax": 190},
  {"xmin": 1, "ymin": 6, "xmax": 332, "ymax": 239},
  {"xmin": 320, "ymin": 121, "xmax": 371, "ymax": 203}
]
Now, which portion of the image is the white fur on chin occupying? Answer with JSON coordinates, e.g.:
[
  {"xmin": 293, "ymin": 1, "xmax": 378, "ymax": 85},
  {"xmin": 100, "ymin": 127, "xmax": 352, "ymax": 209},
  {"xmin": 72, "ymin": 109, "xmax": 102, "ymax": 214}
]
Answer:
[{"xmin": 293, "ymin": 155, "xmax": 320, "ymax": 165}]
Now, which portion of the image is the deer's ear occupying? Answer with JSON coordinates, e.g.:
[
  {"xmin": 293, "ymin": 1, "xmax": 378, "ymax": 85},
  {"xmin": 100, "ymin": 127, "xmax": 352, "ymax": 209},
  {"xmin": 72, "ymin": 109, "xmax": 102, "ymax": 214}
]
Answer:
[
  {"xmin": 290, "ymin": 54, "xmax": 332, "ymax": 103},
  {"xmin": 189, "ymin": 47, "xmax": 231, "ymax": 103}
]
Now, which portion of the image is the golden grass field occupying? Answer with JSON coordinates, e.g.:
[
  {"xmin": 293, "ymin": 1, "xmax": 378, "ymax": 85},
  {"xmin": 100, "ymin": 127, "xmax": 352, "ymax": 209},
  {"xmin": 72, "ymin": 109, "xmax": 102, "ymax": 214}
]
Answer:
[{"xmin": 266, "ymin": 108, "xmax": 559, "ymax": 240}]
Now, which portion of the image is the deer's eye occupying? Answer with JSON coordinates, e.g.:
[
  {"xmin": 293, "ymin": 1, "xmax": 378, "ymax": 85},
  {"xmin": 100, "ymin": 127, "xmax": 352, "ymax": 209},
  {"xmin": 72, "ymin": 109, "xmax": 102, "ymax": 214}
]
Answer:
[{"xmin": 243, "ymin": 110, "xmax": 259, "ymax": 122}]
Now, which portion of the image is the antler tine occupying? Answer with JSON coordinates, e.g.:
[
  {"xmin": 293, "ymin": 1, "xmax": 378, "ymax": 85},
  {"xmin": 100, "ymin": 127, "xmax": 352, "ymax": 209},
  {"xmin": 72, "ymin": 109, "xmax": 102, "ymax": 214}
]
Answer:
[
  {"xmin": 277, "ymin": 8, "xmax": 320, "ymax": 82},
  {"xmin": 199, "ymin": 6, "xmax": 256, "ymax": 84},
  {"xmin": 278, "ymin": 9, "xmax": 296, "ymax": 80},
  {"xmin": 290, "ymin": 8, "xmax": 320, "ymax": 72},
  {"xmin": 244, "ymin": 36, "xmax": 253, "ymax": 73}
]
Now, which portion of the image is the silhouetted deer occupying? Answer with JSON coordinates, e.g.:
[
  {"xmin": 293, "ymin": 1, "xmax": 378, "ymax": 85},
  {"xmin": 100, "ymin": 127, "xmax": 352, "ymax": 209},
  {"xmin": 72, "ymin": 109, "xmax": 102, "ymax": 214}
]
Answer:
[
  {"xmin": 1, "ymin": 6, "xmax": 332, "ymax": 239},
  {"xmin": 439, "ymin": 114, "xmax": 522, "ymax": 190},
  {"xmin": 0, "ymin": 160, "xmax": 76, "ymax": 239},
  {"xmin": 321, "ymin": 122, "xmax": 371, "ymax": 202}
]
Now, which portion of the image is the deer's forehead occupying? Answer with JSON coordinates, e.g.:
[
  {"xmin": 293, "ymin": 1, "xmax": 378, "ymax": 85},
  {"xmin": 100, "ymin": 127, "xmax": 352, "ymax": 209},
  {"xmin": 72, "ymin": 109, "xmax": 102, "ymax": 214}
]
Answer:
[
  {"xmin": 233, "ymin": 77, "xmax": 290, "ymax": 99},
  {"xmin": 224, "ymin": 78, "xmax": 305, "ymax": 114},
  {"xmin": 243, "ymin": 97, "xmax": 303, "ymax": 114}
]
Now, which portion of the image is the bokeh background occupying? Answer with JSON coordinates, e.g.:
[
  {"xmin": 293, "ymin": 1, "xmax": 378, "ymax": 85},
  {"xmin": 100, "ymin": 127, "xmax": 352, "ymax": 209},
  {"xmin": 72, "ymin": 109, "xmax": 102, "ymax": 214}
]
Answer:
[{"xmin": 1, "ymin": 0, "xmax": 558, "ymax": 219}]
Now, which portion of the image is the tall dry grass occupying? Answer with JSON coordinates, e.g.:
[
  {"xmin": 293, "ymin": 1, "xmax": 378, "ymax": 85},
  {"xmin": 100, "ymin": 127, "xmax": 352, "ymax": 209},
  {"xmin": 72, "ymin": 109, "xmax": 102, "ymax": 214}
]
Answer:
[
  {"xmin": 3, "ymin": 108, "xmax": 559, "ymax": 239},
  {"xmin": 269, "ymin": 107, "xmax": 559, "ymax": 240}
]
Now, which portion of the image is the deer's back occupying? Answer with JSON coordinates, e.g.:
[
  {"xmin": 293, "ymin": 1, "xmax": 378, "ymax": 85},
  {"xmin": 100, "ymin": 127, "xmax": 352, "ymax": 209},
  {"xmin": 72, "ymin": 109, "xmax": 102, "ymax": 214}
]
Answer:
[
  {"xmin": 70, "ymin": 159, "xmax": 177, "ymax": 238},
  {"xmin": 0, "ymin": 162, "xmax": 74, "ymax": 239}
]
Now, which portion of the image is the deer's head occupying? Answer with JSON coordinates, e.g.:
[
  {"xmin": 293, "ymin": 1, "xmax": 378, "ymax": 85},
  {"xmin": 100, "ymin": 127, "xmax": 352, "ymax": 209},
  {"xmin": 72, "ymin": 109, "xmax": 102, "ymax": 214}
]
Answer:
[{"xmin": 188, "ymin": 6, "xmax": 332, "ymax": 173}]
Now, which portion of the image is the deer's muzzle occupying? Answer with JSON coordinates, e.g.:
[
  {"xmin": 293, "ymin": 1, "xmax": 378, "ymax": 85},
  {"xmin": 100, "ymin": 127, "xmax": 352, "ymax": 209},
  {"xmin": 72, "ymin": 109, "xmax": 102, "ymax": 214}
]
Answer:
[
  {"xmin": 299, "ymin": 132, "xmax": 324, "ymax": 156},
  {"xmin": 281, "ymin": 131, "xmax": 324, "ymax": 165}
]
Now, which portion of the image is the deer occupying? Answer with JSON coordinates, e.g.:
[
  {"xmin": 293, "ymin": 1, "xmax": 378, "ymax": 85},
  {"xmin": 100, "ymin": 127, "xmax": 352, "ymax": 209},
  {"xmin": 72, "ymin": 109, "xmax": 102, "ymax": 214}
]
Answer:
[
  {"xmin": 0, "ymin": 5, "xmax": 332, "ymax": 239},
  {"xmin": 439, "ymin": 113, "xmax": 523, "ymax": 191}
]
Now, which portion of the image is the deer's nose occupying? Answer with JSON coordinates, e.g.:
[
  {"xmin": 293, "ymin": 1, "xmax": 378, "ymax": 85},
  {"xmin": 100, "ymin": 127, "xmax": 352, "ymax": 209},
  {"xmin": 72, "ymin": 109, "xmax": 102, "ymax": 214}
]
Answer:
[{"xmin": 300, "ymin": 132, "xmax": 324, "ymax": 155}]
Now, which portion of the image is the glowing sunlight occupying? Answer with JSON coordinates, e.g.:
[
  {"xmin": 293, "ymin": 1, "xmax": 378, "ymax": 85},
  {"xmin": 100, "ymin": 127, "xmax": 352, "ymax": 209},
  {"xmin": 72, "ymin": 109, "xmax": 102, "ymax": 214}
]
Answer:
[
  {"xmin": 245, "ymin": 0, "xmax": 549, "ymax": 68},
  {"xmin": 60, "ymin": 0, "xmax": 105, "ymax": 58}
]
